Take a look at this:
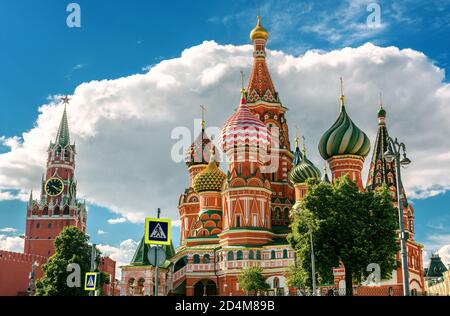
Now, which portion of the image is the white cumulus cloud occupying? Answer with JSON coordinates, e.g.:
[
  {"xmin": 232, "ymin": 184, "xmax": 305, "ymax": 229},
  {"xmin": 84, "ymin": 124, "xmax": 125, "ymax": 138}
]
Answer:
[
  {"xmin": 107, "ymin": 217, "xmax": 127, "ymax": 225},
  {"xmin": 0, "ymin": 227, "xmax": 17, "ymax": 233},
  {"xmin": 0, "ymin": 235, "xmax": 24, "ymax": 253},
  {"xmin": 0, "ymin": 41, "xmax": 449, "ymax": 226},
  {"xmin": 97, "ymin": 239, "xmax": 139, "ymax": 279}
]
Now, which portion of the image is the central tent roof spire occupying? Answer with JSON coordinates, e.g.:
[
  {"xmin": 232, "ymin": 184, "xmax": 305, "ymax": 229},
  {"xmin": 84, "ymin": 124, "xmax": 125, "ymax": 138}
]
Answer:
[
  {"xmin": 246, "ymin": 16, "xmax": 278, "ymax": 104},
  {"xmin": 55, "ymin": 96, "xmax": 71, "ymax": 147}
]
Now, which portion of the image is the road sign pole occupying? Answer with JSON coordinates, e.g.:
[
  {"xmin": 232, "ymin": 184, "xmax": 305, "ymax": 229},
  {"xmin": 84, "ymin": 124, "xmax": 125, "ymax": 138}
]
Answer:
[
  {"xmin": 154, "ymin": 208, "xmax": 161, "ymax": 297},
  {"xmin": 89, "ymin": 244, "xmax": 96, "ymax": 297}
]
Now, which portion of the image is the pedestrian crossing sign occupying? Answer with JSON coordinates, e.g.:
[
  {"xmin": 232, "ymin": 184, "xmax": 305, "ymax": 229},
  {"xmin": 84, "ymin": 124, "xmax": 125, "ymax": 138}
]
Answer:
[
  {"xmin": 145, "ymin": 217, "xmax": 171, "ymax": 245},
  {"xmin": 84, "ymin": 272, "xmax": 98, "ymax": 291}
]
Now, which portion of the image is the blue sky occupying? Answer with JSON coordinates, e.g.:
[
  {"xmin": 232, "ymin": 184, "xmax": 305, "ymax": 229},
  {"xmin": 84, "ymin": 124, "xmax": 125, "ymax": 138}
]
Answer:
[{"xmin": 0, "ymin": 0, "xmax": 449, "ymax": 266}]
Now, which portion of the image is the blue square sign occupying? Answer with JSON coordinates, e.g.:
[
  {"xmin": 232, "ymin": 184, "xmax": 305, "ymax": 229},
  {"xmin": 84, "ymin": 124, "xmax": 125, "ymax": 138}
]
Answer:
[{"xmin": 145, "ymin": 218, "xmax": 171, "ymax": 245}]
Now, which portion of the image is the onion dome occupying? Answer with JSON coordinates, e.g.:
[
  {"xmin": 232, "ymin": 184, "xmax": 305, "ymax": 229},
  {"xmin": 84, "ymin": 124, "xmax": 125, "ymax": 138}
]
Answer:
[
  {"xmin": 185, "ymin": 130, "xmax": 218, "ymax": 168},
  {"xmin": 250, "ymin": 16, "xmax": 269, "ymax": 41},
  {"xmin": 220, "ymin": 89, "xmax": 270, "ymax": 154},
  {"xmin": 378, "ymin": 104, "xmax": 386, "ymax": 118},
  {"xmin": 318, "ymin": 80, "xmax": 370, "ymax": 160},
  {"xmin": 289, "ymin": 141, "xmax": 321, "ymax": 185},
  {"xmin": 293, "ymin": 139, "xmax": 302, "ymax": 166},
  {"xmin": 193, "ymin": 149, "xmax": 226, "ymax": 193}
]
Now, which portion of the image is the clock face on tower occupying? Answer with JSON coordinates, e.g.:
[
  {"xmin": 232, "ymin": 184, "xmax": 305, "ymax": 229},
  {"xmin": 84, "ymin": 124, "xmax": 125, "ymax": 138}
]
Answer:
[{"xmin": 45, "ymin": 178, "xmax": 64, "ymax": 196}]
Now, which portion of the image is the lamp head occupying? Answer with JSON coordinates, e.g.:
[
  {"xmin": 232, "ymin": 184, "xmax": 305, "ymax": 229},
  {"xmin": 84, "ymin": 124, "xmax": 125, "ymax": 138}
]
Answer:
[
  {"xmin": 400, "ymin": 154, "xmax": 411, "ymax": 166},
  {"xmin": 384, "ymin": 148, "xmax": 395, "ymax": 162}
]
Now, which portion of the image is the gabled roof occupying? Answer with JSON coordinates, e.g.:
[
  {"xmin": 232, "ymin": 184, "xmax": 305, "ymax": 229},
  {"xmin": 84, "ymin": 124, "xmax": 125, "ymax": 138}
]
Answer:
[
  {"xmin": 426, "ymin": 254, "xmax": 448, "ymax": 278},
  {"xmin": 128, "ymin": 235, "xmax": 175, "ymax": 269}
]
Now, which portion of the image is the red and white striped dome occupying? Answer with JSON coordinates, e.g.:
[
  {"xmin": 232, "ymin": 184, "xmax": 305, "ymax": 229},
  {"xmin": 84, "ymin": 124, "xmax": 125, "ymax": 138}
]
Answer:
[{"xmin": 219, "ymin": 91, "xmax": 270, "ymax": 153}]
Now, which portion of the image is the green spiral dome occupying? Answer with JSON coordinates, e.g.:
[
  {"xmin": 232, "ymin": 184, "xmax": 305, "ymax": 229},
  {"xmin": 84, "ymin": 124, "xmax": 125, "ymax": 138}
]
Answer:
[
  {"xmin": 318, "ymin": 105, "xmax": 370, "ymax": 160},
  {"xmin": 289, "ymin": 151, "xmax": 321, "ymax": 185}
]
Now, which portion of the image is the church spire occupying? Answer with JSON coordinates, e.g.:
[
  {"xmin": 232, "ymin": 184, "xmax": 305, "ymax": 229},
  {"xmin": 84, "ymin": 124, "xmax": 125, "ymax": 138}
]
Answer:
[
  {"xmin": 367, "ymin": 103, "xmax": 394, "ymax": 190},
  {"xmin": 247, "ymin": 16, "xmax": 278, "ymax": 104},
  {"xmin": 55, "ymin": 96, "xmax": 71, "ymax": 147}
]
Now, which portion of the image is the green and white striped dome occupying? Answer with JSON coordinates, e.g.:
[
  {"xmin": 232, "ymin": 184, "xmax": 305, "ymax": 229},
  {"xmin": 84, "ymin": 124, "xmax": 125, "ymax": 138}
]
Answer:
[
  {"xmin": 318, "ymin": 104, "xmax": 370, "ymax": 160},
  {"xmin": 289, "ymin": 144, "xmax": 321, "ymax": 185}
]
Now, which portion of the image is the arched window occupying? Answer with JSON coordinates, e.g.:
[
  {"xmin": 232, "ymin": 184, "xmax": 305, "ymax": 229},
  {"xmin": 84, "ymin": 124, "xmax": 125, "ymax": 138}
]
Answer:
[
  {"xmin": 237, "ymin": 251, "xmax": 243, "ymax": 260},
  {"xmin": 43, "ymin": 206, "xmax": 49, "ymax": 216},
  {"xmin": 193, "ymin": 254, "xmax": 200, "ymax": 264},
  {"xmin": 203, "ymin": 254, "xmax": 210, "ymax": 264},
  {"xmin": 256, "ymin": 250, "xmax": 261, "ymax": 260},
  {"xmin": 273, "ymin": 277, "xmax": 280, "ymax": 288},
  {"xmin": 271, "ymin": 250, "xmax": 276, "ymax": 259},
  {"xmin": 275, "ymin": 208, "xmax": 281, "ymax": 220},
  {"xmin": 137, "ymin": 278, "xmax": 145, "ymax": 295},
  {"xmin": 282, "ymin": 249, "xmax": 288, "ymax": 259},
  {"xmin": 227, "ymin": 251, "xmax": 234, "ymax": 261},
  {"xmin": 54, "ymin": 206, "xmax": 60, "ymax": 216},
  {"xmin": 128, "ymin": 278, "xmax": 135, "ymax": 296},
  {"xmin": 64, "ymin": 206, "xmax": 70, "ymax": 215},
  {"xmin": 248, "ymin": 250, "xmax": 254, "ymax": 260},
  {"xmin": 284, "ymin": 209, "xmax": 290, "ymax": 222}
]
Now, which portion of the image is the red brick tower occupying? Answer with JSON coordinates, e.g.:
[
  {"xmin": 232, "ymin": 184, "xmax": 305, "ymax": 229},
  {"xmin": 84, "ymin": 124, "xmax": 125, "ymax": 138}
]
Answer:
[
  {"xmin": 246, "ymin": 16, "xmax": 294, "ymax": 232},
  {"xmin": 219, "ymin": 88, "xmax": 273, "ymax": 246},
  {"xmin": 366, "ymin": 103, "xmax": 425, "ymax": 293},
  {"xmin": 178, "ymin": 112, "xmax": 217, "ymax": 246},
  {"xmin": 24, "ymin": 97, "xmax": 87, "ymax": 257}
]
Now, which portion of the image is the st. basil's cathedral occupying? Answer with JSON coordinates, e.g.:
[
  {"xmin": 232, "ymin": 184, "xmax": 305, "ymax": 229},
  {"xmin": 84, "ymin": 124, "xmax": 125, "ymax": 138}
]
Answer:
[
  {"xmin": 0, "ymin": 15, "xmax": 425, "ymax": 297},
  {"xmin": 120, "ymin": 16, "xmax": 424, "ymax": 296}
]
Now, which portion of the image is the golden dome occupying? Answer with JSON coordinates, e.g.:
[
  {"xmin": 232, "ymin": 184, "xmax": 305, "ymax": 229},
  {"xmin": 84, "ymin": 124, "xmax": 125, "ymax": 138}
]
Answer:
[{"xmin": 250, "ymin": 16, "xmax": 269, "ymax": 41}]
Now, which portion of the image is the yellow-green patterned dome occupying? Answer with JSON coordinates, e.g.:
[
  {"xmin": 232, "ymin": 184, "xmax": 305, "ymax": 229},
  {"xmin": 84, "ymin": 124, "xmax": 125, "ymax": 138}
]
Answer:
[{"xmin": 193, "ymin": 152, "xmax": 226, "ymax": 193}]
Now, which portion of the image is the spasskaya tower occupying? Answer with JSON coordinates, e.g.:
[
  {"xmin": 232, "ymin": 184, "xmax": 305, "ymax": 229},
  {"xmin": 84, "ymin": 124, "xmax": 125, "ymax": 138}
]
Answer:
[{"xmin": 24, "ymin": 96, "xmax": 87, "ymax": 257}]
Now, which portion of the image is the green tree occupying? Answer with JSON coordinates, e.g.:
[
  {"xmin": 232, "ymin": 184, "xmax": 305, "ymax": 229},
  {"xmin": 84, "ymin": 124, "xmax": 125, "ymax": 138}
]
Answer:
[
  {"xmin": 287, "ymin": 176, "xmax": 399, "ymax": 296},
  {"xmin": 238, "ymin": 266, "xmax": 270, "ymax": 296},
  {"xmin": 35, "ymin": 226, "xmax": 92, "ymax": 296}
]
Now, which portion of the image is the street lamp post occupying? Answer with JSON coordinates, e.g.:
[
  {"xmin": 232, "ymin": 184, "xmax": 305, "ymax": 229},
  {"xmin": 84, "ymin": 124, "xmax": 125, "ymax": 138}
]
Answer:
[
  {"xmin": 384, "ymin": 137, "xmax": 411, "ymax": 296},
  {"xmin": 309, "ymin": 229, "xmax": 317, "ymax": 296}
]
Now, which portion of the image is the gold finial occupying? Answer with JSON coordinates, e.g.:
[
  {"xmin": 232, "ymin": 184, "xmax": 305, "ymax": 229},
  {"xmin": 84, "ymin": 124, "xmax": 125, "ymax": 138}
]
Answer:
[
  {"xmin": 200, "ymin": 105, "xmax": 207, "ymax": 130},
  {"xmin": 379, "ymin": 92, "xmax": 384, "ymax": 108},
  {"xmin": 240, "ymin": 70, "xmax": 245, "ymax": 93},
  {"xmin": 339, "ymin": 77, "xmax": 345, "ymax": 108},
  {"xmin": 323, "ymin": 162, "xmax": 328, "ymax": 174},
  {"xmin": 250, "ymin": 16, "xmax": 269, "ymax": 41},
  {"xmin": 301, "ymin": 136, "xmax": 306, "ymax": 156},
  {"xmin": 295, "ymin": 125, "xmax": 299, "ymax": 149}
]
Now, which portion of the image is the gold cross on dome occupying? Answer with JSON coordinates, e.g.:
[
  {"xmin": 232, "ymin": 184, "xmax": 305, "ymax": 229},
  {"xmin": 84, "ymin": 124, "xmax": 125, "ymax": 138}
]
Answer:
[
  {"xmin": 302, "ymin": 136, "xmax": 306, "ymax": 154},
  {"xmin": 240, "ymin": 70, "xmax": 245, "ymax": 92},
  {"xmin": 200, "ymin": 105, "xmax": 207, "ymax": 130}
]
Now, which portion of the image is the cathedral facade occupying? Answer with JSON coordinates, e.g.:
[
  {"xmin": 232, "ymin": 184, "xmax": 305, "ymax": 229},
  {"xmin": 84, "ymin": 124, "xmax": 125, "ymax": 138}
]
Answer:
[{"xmin": 168, "ymin": 16, "xmax": 424, "ymax": 296}]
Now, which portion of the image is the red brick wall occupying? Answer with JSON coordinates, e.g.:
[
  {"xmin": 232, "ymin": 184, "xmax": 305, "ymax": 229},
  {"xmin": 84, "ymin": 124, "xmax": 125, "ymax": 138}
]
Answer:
[
  {"xmin": 98, "ymin": 256, "xmax": 116, "ymax": 296},
  {"xmin": 0, "ymin": 250, "xmax": 47, "ymax": 296}
]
